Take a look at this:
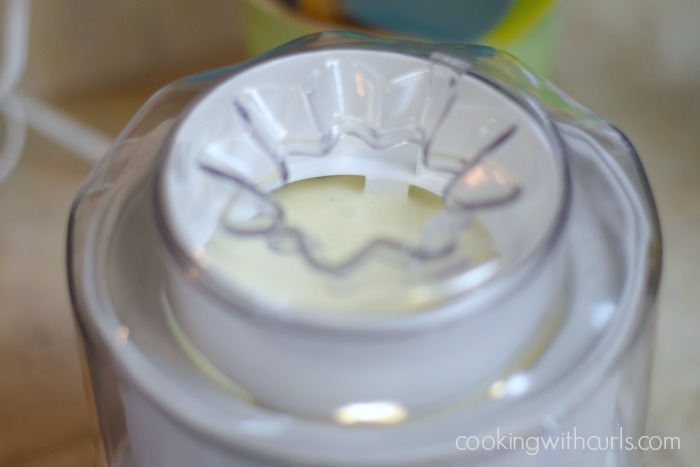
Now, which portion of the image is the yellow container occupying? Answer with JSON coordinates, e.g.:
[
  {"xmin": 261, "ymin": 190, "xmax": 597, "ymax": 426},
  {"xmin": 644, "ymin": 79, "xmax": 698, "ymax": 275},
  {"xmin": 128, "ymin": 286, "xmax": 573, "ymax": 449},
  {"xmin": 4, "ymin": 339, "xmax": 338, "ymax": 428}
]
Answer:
[{"xmin": 241, "ymin": 0, "xmax": 557, "ymax": 75}]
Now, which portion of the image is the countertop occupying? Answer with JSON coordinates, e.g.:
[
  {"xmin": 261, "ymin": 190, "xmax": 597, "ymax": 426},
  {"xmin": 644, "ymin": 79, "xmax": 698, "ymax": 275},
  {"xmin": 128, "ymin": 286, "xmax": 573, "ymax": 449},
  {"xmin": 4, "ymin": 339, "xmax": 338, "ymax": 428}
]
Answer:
[{"xmin": 1, "ymin": 1, "xmax": 698, "ymax": 465}]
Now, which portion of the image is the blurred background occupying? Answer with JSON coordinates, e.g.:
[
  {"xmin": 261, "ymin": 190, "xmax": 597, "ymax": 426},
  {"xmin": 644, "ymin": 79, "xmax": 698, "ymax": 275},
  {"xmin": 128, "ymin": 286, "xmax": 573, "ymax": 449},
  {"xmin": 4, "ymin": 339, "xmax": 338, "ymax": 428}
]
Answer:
[{"xmin": 0, "ymin": 0, "xmax": 698, "ymax": 465}]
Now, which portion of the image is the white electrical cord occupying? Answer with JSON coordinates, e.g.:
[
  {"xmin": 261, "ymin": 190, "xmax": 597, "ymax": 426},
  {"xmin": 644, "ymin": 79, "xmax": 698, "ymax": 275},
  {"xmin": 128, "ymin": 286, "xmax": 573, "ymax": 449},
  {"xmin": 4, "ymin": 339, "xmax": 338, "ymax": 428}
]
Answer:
[
  {"xmin": 0, "ymin": 94, "xmax": 25, "ymax": 182},
  {"xmin": 0, "ymin": 0, "xmax": 29, "ymax": 100},
  {"xmin": 21, "ymin": 93, "xmax": 111, "ymax": 165},
  {"xmin": 0, "ymin": 0, "xmax": 112, "ymax": 184},
  {"xmin": 0, "ymin": 0, "xmax": 29, "ymax": 183}
]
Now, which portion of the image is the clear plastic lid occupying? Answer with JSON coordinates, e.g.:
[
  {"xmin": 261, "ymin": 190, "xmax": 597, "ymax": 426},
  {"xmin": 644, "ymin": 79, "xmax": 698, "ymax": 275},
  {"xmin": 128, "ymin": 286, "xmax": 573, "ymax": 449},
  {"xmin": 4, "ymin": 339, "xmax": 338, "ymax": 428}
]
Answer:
[{"xmin": 160, "ymin": 49, "xmax": 565, "ymax": 317}]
